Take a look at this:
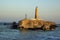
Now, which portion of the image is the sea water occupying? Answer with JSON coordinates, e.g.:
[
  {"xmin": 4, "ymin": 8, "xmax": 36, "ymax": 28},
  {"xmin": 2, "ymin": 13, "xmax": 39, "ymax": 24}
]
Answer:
[{"xmin": 0, "ymin": 24, "xmax": 60, "ymax": 40}]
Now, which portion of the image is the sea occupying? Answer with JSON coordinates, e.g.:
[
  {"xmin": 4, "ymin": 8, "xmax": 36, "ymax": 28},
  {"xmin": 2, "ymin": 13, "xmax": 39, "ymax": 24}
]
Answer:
[{"xmin": 0, "ymin": 24, "xmax": 60, "ymax": 40}]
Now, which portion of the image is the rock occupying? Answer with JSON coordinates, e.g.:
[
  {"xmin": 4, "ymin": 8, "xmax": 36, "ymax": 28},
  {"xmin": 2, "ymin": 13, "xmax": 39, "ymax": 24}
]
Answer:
[
  {"xmin": 18, "ymin": 19, "xmax": 56, "ymax": 30},
  {"xmin": 11, "ymin": 22, "xmax": 18, "ymax": 29}
]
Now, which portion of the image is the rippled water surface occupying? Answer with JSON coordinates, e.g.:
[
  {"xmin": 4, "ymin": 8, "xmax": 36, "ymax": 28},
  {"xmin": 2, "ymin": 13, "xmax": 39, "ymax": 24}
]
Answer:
[{"xmin": 0, "ymin": 25, "xmax": 60, "ymax": 40}]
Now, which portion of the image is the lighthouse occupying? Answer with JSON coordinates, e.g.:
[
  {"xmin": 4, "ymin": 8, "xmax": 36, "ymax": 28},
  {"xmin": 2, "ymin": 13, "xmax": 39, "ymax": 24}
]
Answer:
[{"xmin": 35, "ymin": 6, "xmax": 38, "ymax": 19}]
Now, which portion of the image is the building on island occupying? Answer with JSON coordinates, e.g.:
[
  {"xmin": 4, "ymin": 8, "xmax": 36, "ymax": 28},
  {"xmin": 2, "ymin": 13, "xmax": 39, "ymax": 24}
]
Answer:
[{"xmin": 18, "ymin": 6, "xmax": 57, "ymax": 30}]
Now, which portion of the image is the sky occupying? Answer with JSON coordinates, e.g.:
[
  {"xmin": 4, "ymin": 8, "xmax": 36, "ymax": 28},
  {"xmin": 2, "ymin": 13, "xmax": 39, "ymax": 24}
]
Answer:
[{"xmin": 0, "ymin": 0, "xmax": 60, "ymax": 24}]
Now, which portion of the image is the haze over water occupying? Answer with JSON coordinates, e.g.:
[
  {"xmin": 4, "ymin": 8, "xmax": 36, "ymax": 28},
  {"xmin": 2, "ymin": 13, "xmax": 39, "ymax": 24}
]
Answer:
[{"xmin": 0, "ymin": 0, "xmax": 60, "ymax": 24}]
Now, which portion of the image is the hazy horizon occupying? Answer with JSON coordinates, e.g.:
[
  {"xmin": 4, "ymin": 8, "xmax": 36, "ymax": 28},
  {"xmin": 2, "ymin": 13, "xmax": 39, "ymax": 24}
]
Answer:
[{"xmin": 0, "ymin": 0, "xmax": 60, "ymax": 24}]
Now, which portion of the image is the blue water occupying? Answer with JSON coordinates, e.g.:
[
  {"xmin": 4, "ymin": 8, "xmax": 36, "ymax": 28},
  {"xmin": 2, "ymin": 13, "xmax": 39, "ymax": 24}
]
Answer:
[{"xmin": 0, "ymin": 25, "xmax": 60, "ymax": 40}]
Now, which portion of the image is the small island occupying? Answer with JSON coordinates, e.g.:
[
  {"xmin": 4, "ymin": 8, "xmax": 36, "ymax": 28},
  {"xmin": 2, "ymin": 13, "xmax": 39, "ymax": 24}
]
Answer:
[{"xmin": 18, "ymin": 6, "xmax": 57, "ymax": 30}]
